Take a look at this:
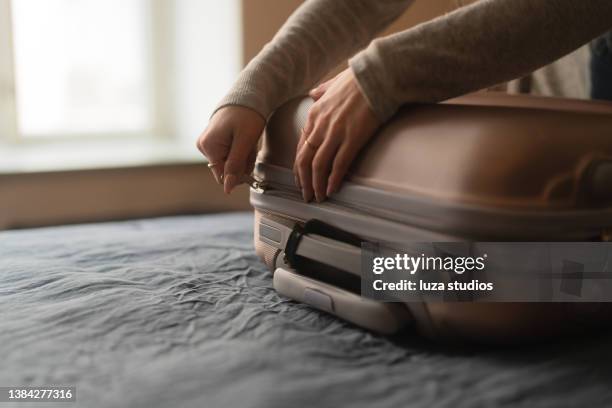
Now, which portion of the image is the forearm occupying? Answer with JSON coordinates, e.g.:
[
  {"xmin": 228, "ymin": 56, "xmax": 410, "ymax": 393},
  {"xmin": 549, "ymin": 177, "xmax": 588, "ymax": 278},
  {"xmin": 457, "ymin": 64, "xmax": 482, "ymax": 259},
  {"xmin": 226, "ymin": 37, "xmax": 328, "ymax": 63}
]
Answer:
[
  {"xmin": 350, "ymin": 0, "xmax": 612, "ymax": 121},
  {"xmin": 216, "ymin": 0, "xmax": 413, "ymax": 119}
]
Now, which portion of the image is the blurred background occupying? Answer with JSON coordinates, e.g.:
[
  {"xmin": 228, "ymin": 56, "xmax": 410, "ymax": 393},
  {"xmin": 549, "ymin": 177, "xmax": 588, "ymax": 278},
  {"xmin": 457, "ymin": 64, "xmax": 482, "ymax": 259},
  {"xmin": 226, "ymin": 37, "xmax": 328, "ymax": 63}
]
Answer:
[{"xmin": 0, "ymin": 0, "xmax": 587, "ymax": 230}]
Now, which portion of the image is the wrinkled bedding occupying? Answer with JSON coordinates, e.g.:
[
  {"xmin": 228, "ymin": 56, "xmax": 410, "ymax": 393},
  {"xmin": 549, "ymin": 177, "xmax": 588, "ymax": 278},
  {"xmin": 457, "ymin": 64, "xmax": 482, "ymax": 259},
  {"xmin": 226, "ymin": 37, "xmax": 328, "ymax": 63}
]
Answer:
[{"xmin": 1, "ymin": 213, "xmax": 612, "ymax": 408}]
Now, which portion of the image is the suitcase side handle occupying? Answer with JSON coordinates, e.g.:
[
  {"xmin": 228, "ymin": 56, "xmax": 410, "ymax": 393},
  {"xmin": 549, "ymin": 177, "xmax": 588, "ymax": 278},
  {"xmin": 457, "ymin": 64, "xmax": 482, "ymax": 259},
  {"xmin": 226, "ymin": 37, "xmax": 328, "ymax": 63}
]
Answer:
[{"xmin": 258, "ymin": 216, "xmax": 363, "ymax": 276}]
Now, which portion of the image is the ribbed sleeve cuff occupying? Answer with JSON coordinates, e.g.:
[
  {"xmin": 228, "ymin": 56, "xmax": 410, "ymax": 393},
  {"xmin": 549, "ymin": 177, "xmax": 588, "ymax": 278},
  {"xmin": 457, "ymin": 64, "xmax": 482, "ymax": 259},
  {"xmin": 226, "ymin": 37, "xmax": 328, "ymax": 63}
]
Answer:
[
  {"xmin": 211, "ymin": 70, "xmax": 273, "ymax": 121},
  {"xmin": 349, "ymin": 39, "xmax": 400, "ymax": 122}
]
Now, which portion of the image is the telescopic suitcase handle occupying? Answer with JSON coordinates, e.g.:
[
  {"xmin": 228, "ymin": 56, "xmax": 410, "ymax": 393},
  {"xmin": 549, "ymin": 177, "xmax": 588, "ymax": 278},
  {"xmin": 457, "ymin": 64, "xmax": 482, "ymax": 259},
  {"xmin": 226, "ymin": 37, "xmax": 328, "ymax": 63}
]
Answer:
[{"xmin": 273, "ymin": 266, "xmax": 412, "ymax": 334}]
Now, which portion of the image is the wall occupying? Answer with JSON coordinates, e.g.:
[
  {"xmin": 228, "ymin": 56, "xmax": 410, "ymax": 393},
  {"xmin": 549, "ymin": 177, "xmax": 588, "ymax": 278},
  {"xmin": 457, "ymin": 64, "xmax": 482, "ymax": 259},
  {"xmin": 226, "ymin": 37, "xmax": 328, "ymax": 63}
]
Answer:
[{"xmin": 0, "ymin": 165, "xmax": 250, "ymax": 230}]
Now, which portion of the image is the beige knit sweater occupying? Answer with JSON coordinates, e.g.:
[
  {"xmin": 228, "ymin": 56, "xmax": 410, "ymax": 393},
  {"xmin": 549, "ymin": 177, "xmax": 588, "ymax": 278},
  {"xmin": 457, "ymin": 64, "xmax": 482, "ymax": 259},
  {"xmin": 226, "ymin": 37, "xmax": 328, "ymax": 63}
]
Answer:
[{"xmin": 216, "ymin": 0, "xmax": 612, "ymax": 122}]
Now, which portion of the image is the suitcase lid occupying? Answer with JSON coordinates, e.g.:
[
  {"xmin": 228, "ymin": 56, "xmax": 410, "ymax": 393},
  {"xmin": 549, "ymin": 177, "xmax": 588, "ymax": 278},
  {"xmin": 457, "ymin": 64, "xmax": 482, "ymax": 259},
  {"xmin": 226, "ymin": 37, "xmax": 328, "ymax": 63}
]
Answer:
[{"xmin": 260, "ymin": 93, "xmax": 612, "ymax": 212}]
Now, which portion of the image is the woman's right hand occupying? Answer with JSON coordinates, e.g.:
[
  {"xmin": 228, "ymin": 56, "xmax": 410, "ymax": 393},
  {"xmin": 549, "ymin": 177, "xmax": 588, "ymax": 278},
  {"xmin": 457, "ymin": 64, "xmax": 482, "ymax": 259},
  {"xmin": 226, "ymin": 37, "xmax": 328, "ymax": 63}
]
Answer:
[{"xmin": 196, "ymin": 106, "xmax": 266, "ymax": 194}]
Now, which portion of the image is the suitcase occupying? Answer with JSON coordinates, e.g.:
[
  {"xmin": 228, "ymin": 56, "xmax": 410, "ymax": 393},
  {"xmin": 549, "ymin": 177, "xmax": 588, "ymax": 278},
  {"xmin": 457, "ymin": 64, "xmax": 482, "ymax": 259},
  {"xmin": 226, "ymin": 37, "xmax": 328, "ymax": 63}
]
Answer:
[{"xmin": 250, "ymin": 92, "xmax": 612, "ymax": 338}]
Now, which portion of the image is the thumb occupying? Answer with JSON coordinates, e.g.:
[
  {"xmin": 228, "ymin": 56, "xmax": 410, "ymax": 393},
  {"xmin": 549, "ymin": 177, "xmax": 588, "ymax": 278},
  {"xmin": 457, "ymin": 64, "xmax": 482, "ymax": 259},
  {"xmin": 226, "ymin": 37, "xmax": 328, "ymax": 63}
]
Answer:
[
  {"xmin": 309, "ymin": 79, "xmax": 333, "ymax": 101},
  {"xmin": 309, "ymin": 71, "xmax": 344, "ymax": 101}
]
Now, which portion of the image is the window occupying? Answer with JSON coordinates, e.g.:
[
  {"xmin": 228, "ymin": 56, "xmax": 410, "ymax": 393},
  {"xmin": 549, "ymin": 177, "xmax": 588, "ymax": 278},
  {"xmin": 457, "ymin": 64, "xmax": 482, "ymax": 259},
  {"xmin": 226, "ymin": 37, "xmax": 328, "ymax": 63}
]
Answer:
[
  {"xmin": 12, "ymin": 0, "xmax": 152, "ymax": 138},
  {"xmin": 0, "ymin": 0, "xmax": 241, "ymax": 146}
]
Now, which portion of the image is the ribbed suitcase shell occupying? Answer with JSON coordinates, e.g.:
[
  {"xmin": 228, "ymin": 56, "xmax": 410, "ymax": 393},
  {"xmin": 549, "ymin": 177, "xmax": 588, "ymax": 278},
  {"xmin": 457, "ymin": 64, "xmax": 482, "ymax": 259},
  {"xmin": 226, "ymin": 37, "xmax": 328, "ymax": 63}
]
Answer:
[{"xmin": 251, "ymin": 93, "xmax": 612, "ymax": 341}]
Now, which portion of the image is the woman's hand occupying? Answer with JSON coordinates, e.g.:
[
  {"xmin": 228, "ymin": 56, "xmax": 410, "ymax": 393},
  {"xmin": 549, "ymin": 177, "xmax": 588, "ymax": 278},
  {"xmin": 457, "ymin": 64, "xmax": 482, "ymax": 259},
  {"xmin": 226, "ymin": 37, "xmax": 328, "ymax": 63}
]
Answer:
[
  {"xmin": 295, "ymin": 68, "xmax": 380, "ymax": 202},
  {"xmin": 196, "ymin": 106, "xmax": 266, "ymax": 194}
]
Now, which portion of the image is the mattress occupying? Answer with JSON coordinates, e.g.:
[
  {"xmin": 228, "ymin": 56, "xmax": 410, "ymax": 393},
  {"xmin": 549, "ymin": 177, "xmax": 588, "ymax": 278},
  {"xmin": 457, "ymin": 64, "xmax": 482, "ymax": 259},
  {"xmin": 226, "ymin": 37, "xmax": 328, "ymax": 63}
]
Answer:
[{"xmin": 0, "ymin": 213, "xmax": 611, "ymax": 408}]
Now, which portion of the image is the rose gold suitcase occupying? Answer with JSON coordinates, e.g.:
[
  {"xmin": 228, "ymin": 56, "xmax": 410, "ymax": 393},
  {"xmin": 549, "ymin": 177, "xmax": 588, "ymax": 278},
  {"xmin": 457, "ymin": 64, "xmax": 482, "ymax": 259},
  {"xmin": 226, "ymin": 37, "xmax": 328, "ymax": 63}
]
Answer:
[{"xmin": 250, "ymin": 92, "xmax": 612, "ymax": 339}]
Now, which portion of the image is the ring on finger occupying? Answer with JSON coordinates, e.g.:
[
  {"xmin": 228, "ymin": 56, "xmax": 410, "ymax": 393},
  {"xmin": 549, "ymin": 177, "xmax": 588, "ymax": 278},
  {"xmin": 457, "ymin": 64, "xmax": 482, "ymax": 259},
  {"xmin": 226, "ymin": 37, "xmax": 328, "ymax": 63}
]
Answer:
[{"xmin": 207, "ymin": 162, "xmax": 221, "ymax": 168}]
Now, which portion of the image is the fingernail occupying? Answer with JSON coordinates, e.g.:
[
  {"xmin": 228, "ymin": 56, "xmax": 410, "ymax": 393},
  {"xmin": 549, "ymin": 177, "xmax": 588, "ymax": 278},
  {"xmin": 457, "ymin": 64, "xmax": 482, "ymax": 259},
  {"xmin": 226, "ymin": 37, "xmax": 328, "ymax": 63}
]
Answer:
[
  {"xmin": 214, "ymin": 172, "xmax": 223, "ymax": 185},
  {"xmin": 327, "ymin": 180, "xmax": 339, "ymax": 196},
  {"xmin": 224, "ymin": 174, "xmax": 237, "ymax": 194}
]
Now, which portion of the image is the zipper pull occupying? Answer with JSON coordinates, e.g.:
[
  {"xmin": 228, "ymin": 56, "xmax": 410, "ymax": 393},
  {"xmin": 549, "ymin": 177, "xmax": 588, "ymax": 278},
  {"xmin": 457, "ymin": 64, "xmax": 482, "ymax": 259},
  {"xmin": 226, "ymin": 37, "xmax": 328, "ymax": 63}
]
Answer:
[
  {"xmin": 220, "ymin": 174, "xmax": 267, "ymax": 192},
  {"xmin": 243, "ymin": 175, "xmax": 267, "ymax": 193}
]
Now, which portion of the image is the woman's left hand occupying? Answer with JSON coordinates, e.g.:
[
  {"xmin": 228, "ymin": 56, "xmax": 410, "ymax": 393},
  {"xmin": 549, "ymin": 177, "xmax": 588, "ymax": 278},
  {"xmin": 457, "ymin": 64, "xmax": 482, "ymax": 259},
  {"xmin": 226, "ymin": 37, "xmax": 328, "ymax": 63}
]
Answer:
[{"xmin": 294, "ymin": 68, "xmax": 380, "ymax": 203}]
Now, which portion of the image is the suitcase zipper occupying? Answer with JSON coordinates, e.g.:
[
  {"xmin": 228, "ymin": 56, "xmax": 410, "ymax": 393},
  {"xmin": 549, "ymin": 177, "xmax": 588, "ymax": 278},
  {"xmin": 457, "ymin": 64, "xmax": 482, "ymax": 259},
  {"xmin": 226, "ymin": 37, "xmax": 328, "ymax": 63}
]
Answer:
[
  {"xmin": 252, "ymin": 165, "xmax": 612, "ymax": 241},
  {"xmin": 253, "ymin": 177, "xmax": 386, "ymax": 220},
  {"xmin": 244, "ymin": 175, "xmax": 268, "ymax": 193}
]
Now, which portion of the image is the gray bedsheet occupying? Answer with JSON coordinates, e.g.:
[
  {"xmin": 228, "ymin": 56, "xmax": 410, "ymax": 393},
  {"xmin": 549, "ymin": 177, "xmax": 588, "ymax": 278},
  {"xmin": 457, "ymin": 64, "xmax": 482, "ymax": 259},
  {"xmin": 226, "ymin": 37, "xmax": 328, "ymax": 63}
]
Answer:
[{"xmin": 1, "ymin": 213, "xmax": 611, "ymax": 408}]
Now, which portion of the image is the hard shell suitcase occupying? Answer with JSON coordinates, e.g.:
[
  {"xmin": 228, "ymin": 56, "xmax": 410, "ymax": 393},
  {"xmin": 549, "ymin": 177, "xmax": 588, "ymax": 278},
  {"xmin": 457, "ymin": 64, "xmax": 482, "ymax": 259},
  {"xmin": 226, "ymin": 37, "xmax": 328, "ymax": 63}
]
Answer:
[{"xmin": 250, "ymin": 92, "xmax": 612, "ymax": 339}]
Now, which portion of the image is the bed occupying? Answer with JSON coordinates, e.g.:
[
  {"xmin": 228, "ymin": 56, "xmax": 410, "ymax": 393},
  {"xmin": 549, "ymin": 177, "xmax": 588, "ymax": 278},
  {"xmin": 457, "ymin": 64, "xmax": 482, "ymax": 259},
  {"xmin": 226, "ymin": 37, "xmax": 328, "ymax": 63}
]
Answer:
[{"xmin": 1, "ymin": 212, "xmax": 611, "ymax": 408}]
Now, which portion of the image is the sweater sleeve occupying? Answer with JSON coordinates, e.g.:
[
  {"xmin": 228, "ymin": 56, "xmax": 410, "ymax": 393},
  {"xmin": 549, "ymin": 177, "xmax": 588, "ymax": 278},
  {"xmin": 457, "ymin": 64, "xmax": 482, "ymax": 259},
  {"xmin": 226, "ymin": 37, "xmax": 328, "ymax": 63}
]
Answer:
[
  {"xmin": 349, "ymin": 0, "xmax": 612, "ymax": 121},
  {"xmin": 215, "ymin": 0, "xmax": 413, "ymax": 119}
]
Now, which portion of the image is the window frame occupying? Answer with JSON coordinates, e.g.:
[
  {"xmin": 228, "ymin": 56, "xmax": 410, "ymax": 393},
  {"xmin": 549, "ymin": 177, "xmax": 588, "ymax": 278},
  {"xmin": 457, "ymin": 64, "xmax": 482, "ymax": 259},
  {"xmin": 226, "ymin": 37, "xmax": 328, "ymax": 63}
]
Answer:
[{"xmin": 0, "ymin": 0, "xmax": 18, "ymax": 142}]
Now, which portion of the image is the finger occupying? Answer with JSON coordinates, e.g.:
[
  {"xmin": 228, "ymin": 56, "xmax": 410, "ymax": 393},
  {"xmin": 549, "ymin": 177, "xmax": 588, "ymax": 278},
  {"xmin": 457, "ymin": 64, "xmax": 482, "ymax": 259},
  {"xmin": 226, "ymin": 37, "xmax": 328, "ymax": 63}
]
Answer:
[
  {"xmin": 197, "ymin": 134, "xmax": 226, "ymax": 185},
  {"xmin": 312, "ymin": 137, "xmax": 341, "ymax": 202},
  {"xmin": 295, "ymin": 105, "xmax": 317, "ymax": 189},
  {"xmin": 309, "ymin": 86, "xmax": 326, "ymax": 101},
  {"xmin": 295, "ymin": 132, "xmax": 322, "ymax": 202},
  {"xmin": 293, "ymin": 130, "xmax": 308, "ymax": 189},
  {"xmin": 296, "ymin": 105, "xmax": 324, "ymax": 201},
  {"xmin": 208, "ymin": 162, "xmax": 225, "ymax": 184},
  {"xmin": 327, "ymin": 140, "xmax": 363, "ymax": 196},
  {"xmin": 302, "ymin": 107, "xmax": 316, "ymax": 135},
  {"xmin": 224, "ymin": 132, "xmax": 257, "ymax": 194},
  {"xmin": 293, "ymin": 165, "xmax": 301, "ymax": 190},
  {"xmin": 296, "ymin": 147, "xmax": 315, "ymax": 202}
]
